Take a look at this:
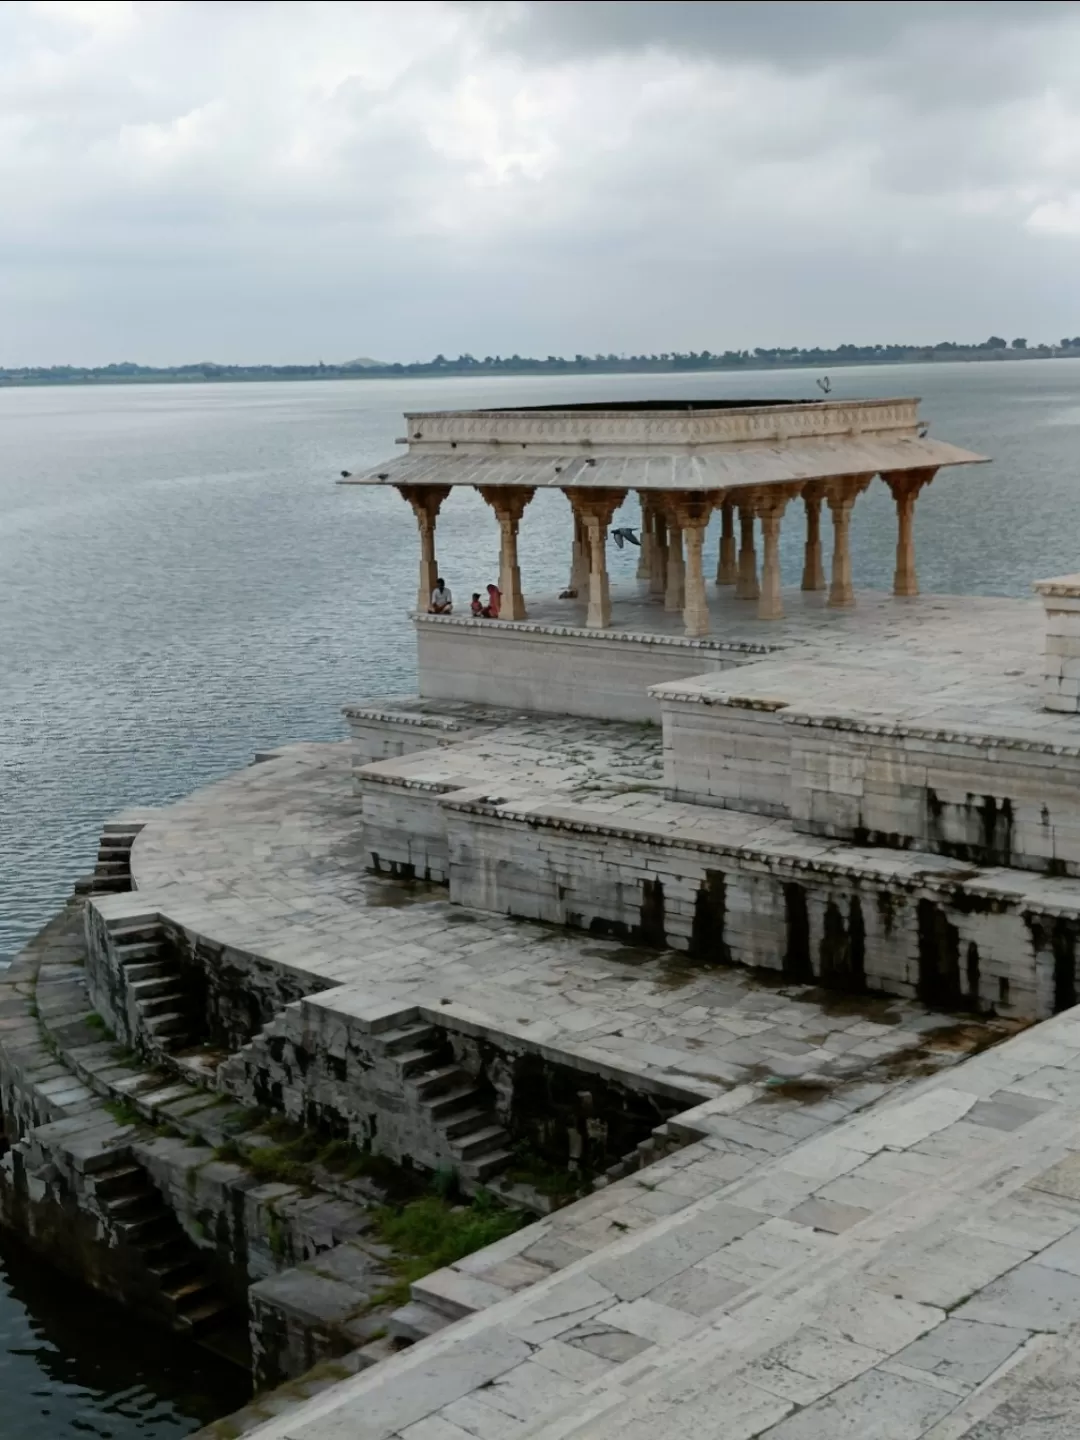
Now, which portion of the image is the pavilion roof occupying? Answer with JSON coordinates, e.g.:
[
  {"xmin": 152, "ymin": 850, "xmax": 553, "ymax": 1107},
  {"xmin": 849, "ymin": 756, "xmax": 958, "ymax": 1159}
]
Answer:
[{"xmin": 339, "ymin": 432, "xmax": 985, "ymax": 493}]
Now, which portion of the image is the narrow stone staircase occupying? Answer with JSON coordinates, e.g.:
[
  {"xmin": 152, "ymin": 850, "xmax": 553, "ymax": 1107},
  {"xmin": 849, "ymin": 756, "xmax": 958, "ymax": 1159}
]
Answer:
[
  {"xmin": 378, "ymin": 1020, "xmax": 514, "ymax": 1186},
  {"xmin": 77, "ymin": 821, "xmax": 142, "ymax": 897},
  {"xmin": 89, "ymin": 1153, "xmax": 234, "ymax": 1338},
  {"xmin": 111, "ymin": 919, "xmax": 202, "ymax": 1054}
]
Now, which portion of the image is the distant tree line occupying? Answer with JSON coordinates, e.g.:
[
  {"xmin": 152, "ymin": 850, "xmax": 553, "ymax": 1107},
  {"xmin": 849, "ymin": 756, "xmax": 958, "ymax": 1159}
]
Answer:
[{"xmin": 3, "ymin": 337, "xmax": 1080, "ymax": 386}]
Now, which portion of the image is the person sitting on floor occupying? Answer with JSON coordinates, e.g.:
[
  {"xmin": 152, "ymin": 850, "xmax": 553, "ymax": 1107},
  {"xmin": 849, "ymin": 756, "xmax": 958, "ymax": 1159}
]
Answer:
[
  {"xmin": 483, "ymin": 583, "xmax": 501, "ymax": 619},
  {"xmin": 428, "ymin": 577, "xmax": 453, "ymax": 614},
  {"xmin": 470, "ymin": 592, "xmax": 484, "ymax": 616}
]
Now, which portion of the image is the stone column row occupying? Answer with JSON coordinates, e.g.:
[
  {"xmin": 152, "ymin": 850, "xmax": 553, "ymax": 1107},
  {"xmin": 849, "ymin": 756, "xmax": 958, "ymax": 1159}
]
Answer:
[{"xmin": 398, "ymin": 467, "xmax": 935, "ymax": 634}]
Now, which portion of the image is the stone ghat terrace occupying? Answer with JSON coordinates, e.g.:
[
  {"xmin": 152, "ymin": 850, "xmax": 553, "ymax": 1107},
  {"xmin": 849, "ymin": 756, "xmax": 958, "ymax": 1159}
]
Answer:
[
  {"xmin": 239, "ymin": 1001, "xmax": 1080, "ymax": 1440},
  {"xmin": 115, "ymin": 743, "xmax": 987, "ymax": 1100},
  {"xmin": 417, "ymin": 585, "xmax": 1067, "ymax": 740}
]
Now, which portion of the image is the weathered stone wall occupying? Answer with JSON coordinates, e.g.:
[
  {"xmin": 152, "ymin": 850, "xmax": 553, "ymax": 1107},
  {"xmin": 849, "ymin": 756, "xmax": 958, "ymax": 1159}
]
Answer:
[
  {"xmin": 361, "ymin": 776, "xmax": 458, "ymax": 883},
  {"xmin": 442, "ymin": 800, "xmax": 1064, "ymax": 1019},
  {"xmin": 661, "ymin": 696, "xmax": 791, "ymax": 815},
  {"xmin": 416, "ymin": 617, "xmax": 756, "ymax": 722},
  {"xmin": 788, "ymin": 714, "xmax": 1080, "ymax": 875},
  {"xmin": 656, "ymin": 683, "xmax": 1080, "ymax": 877}
]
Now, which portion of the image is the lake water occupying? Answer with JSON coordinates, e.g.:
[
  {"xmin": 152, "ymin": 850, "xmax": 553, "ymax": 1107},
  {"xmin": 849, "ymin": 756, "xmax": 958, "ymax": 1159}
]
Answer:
[{"xmin": 2, "ymin": 359, "xmax": 1080, "ymax": 1434}]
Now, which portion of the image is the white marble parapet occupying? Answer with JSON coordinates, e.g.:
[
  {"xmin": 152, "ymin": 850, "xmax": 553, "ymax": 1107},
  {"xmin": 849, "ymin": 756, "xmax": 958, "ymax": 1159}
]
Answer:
[
  {"xmin": 415, "ymin": 612, "xmax": 779, "ymax": 654},
  {"xmin": 1035, "ymin": 574, "xmax": 1080, "ymax": 714}
]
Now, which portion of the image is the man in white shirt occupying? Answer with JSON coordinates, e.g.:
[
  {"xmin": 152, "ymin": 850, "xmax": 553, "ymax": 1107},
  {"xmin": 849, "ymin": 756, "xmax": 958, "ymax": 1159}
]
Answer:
[{"xmin": 429, "ymin": 578, "xmax": 453, "ymax": 614}]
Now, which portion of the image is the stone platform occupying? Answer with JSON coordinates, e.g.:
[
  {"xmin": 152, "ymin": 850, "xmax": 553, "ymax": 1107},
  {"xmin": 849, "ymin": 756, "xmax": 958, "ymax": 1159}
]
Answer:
[
  {"xmin": 414, "ymin": 586, "xmax": 1053, "ymax": 725},
  {"xmin": 100, "ymin": 743, "xmax": 975, "ymax": 1099}
]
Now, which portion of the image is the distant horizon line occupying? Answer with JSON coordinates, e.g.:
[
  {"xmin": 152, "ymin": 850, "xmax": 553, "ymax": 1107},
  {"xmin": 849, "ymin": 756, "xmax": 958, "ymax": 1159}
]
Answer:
[{"xmin": 4, "ymin": 337, "xmax": 1080, "ymax": 387}]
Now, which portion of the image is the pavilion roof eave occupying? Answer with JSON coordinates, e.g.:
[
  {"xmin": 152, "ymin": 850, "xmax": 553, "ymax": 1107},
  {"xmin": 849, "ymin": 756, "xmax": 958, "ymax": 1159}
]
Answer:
[{"xmin": 337, "ymin": 435, "xmax": 988, "ymax": 492}]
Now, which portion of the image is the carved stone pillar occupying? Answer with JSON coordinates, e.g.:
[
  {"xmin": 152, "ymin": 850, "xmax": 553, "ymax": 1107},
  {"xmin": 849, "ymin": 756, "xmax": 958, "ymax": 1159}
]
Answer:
[
  {"xmin": 883, "ymin": 468, "xmax": 936, "ymax": 597},
  {"xmin": 636, "ymin": 493, "xmax": 652, "ymax": 581},
  {"xmin": 478, "ymin": 485, "xmax": 535, "ymax": 621},
  {"xmin": 801, "ymin": 484, "xmax": 827, "ymax": 592},
  {"xmin": 716, "ymin": 501, "xmax": 737, "ymax": 586},
  {"xmin": 566, "ymin": 515, "xmax": 588, "ymax": 596},
  {"xmin": 735, "ymin": 505, "xmax": 759, "ymax": 601},
  {"xmin": 753, "ymin": 491, "xmax": 791, "ymax": 621},
  {"xmin": 650, "ymin": 508, "xmax": 669, "ymax": 599},
  {"xmin": 564, "ymin": 487, "xmax": 627, "ymax": 628},
  {"xmin": 670, "ymin": 492, "xmax": 719, "ymax": 637},
  {"xmin": 665, "ymin": 522, "xmax": 685, "ymax": 612},
  {"xmin": 825, "ymin": 476, "xmax": 871, "ymax": 608},
  {"xmin": 397, "ymin": 484, "xmax": 451, "ymax": 613}
]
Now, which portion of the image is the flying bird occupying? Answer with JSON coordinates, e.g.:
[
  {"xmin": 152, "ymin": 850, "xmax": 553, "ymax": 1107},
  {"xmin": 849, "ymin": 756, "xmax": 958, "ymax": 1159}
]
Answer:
[
  {"xmin": 816, "ymin": 377, "xmax": 832, "ymax": 395},
  {"xmin": 340, "ymin": 470, "xmax": 352, "ymax": 478},
  {"xmin": 611, "ymin": 527, "xmax": 641, "ymax": 549}
]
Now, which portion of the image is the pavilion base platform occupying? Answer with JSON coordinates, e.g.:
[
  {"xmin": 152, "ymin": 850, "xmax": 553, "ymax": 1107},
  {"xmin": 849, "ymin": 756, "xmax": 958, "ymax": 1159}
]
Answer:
[{"xmin": 414, "ymin": 585, "xmax": 1046, "ymax": 723}]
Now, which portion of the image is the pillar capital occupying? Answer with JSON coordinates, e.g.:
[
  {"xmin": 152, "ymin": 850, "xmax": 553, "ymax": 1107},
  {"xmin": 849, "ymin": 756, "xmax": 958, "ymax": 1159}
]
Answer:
[
  {"xmin": 664, "ymin": 489, "xmax": 721, "ymax": 531},
  {"xmin": 882, "ymin": 467, "xmax": 937, "ymax": 504},
  {"xmin": 397, "ymin": 482, "xmax": 451, "ymax": 524},
  {"xmin": 824, "ymin": 473, "xmax": 873, "ymax": 514},
  {"xmin": 564, "ymin": 486, "xmax": 628, "ymax": 528},
  {"xmin": 477, "ymin": 484, "xmax": 535, "ymax": 525}
]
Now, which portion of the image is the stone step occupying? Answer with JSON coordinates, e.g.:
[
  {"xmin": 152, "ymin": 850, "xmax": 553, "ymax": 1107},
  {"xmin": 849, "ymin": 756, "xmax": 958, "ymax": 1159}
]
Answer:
[
  {"xmin": 461, "ymin": 1147, "xmax": 514, "ymax": 1182},
  {"xmin": 164, "ymin": 1275, "xmax": 215, "ymax": 1306},
  {"xmin": 388, "ymin": 1299, "xmax": 449, "ymax": 1343},
  {"xmin": 138, "ymin": 990, "xmax": 192, "ymax": 1018},
  {"xmin": 93, "ymin": 1164, "xmax": 148, "ymax": 1200},
  {"xmin": 124, "ymin": 962, "xmax": 171, "ymax": 985},
  {"xmin": 115, "ymin": 1213, "xmax": 174, "ymax": 1245},
  {"xmin": 177, "ymin": 1296, "xmax": 232, "ymax": 1333},
  {"xmin": 129, "ymin": 975, "xmax": 179, "ymax": 1002},
  {"xmin": 422, "ymin": 1083, "xmax": 483, "ymax": 1119},
  {"xmin": 91, "ymin": 875, "xmax": 131, "ymax": 894},
  {"xmin": 395, "ymin": 1046, "xmax": 446, "ymax": 1077},
  {"xmin": 140, "ymin": 1236, "xmax": 191, "ymax": 1269},
  {"xmin": 144, "ymin": 1010, "xmax": 193, "ymax": 1037},
  {"xmin": 411, "ymin": 1065, "xmax": 469, "ymax": 1099},
  {"xmin": 104, "ymin": 1191, "xmax": 161, "ymax": 1221},
  {"xmin": 116, "ymin": 942, "xmax": 165, "ymax": 965},
  {"xmin": 110, "ymin": 923, "xmax": 162, "ymax": 947},
  {"xmin": 442, "ymin": 1106, "xmax": 492, "ymax": 1140},
  {"xmin": 450, "ymin": 1125, "xmax": 510, "ymax": 1161},
  {"xmin": 149, "ymin": 1257, "xmax": 201, "ymax": 1288},
  {"xmin": 94, "ymin": 860, "xmax": 130, "ymax": 876},
  {"xmin": 379, "ymin": 1023, "xmax": 438, "ymax": 1055}
]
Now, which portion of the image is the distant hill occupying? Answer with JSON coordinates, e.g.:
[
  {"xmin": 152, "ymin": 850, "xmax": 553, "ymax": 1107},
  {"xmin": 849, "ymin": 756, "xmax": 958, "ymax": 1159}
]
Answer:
[{"xmin": 339, "ymin": 357, "xmax": 387, "ymax": 369}]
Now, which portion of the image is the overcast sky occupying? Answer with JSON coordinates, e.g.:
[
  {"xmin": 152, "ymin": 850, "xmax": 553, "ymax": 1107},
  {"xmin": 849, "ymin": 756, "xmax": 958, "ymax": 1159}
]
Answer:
[{"xmin": 4, "ymin": 0, "xmax": 1080, "ymax": 365}]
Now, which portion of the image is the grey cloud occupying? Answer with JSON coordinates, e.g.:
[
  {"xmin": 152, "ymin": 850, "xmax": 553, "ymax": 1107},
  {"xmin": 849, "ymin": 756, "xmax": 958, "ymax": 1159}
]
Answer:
[{"xmin": 481, "ymin": 1, "xmax": 1077, "ymax": 69}]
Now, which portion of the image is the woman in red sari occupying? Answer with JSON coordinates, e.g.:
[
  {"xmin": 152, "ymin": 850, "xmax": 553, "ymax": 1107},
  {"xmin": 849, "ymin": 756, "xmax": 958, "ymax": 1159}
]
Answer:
[{"xmin": 484, "ymin": 583, "xmax": 501, "ymax": 619}]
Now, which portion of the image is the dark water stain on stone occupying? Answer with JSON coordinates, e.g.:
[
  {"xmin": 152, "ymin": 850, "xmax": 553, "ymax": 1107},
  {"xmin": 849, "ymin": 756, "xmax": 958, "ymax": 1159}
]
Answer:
[
  {"xmin": 1052, "ymin": 919, "xmax": 1079, "ymax": 1013},
  {"xmin": 365, "ymin": 878, "xmax": 445, "ymax": 908},
  {"xmin": 916, "ymin": 898, "xmax": 963, "ymax": 1008},
  {"xmin": 966, "ymin": 940, "xmax": 981, "ymax": 1007},
  {"xmin": 876, "ymin": 889, "xmax": 900, "ymax": 937},
  {"xmin": 817, "ymin": 894, "xmax": 866, "ymax": 993},
  {"xmin": 580, "ymin": 944, "xmax": 654, "ymax": 968},
  {"xmin": 782, "ymin": 883, "xmax": 813, "ymax": 984},
  {"xmin": 637, "ymin": 877, "xmax": 667, "ymax": 949},
  {"xmin": 689, "ymin": 869, "xmax": 732, "ymax": 966}
]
